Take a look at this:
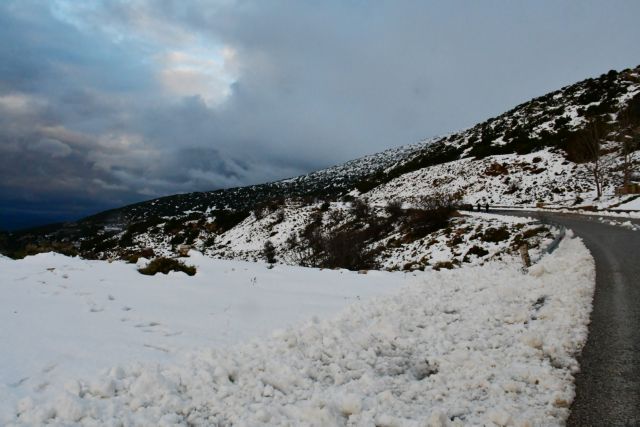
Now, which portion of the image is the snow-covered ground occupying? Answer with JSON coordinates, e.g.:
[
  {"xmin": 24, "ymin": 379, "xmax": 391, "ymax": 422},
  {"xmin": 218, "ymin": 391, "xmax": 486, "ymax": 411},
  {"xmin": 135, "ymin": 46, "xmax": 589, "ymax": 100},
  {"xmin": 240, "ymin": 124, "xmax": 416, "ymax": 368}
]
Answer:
[
  {"xmin": 0, "ymin": 252, "xmax": 403, "ymax": 425},
  {"xmin": 1, "ymin": 233, "xmax": 594, "ymax": 426},
  {"xmin": 497, "ymin": 206, "xmax": 640, "ymax": 220}
]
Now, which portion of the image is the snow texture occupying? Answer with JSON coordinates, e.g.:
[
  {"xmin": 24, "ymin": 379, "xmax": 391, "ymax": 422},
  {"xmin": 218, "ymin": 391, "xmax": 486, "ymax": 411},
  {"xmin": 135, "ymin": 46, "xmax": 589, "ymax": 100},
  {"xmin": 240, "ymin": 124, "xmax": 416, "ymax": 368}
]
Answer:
[{"xmin": 1, "ymin": 234, "xmax": 595, "ymax": 426}]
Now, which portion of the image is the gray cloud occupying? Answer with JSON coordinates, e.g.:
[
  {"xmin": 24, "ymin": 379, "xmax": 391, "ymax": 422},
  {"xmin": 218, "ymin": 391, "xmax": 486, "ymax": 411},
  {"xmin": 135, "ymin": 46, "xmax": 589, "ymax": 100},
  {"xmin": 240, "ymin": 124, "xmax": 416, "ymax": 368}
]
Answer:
[
  {"xmin": 1, "ymin": 0, "xmax": 640, "ymax": 229},
  {"xmin": 29, "ymin": 138, "xmax": 72, "ymax": 158}
]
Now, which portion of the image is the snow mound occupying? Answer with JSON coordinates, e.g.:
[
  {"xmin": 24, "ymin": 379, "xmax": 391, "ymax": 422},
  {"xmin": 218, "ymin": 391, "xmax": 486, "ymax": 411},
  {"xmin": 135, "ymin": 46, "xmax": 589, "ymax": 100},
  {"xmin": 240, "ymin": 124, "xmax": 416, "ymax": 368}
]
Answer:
[
  {"xmin": 4, "ymin": 236, "xmax": 595, "ymax": 426},
  {"xmin": 613, "ymin": 196, "xmax": 640, "ymax": 211}
]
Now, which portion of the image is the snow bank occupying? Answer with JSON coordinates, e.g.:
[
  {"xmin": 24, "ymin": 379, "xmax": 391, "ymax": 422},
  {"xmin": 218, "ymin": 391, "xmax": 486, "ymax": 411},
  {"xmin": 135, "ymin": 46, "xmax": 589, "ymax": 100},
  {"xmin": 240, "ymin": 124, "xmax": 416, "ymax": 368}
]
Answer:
[{"xmin": 2, "ymin": 235, "xmax": 595, "ymax": 426}]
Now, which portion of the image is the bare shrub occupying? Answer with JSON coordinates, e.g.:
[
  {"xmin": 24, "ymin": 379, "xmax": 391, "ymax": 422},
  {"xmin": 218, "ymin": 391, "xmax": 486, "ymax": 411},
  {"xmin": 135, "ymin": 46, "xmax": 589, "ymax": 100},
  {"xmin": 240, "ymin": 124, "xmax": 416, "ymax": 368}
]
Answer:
[
  {"xmin": 401, "ymin": 192, "xmax": 460, "ymax": 241},
  {"xmin": 138, "ymin": 257, "xmax": 196, "ymax": 276}
]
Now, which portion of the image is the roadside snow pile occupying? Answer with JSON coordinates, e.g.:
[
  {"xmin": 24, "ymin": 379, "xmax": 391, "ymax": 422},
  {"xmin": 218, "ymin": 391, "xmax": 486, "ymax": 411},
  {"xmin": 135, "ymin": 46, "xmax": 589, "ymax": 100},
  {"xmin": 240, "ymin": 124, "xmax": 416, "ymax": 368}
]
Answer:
[
  {"xmin": 612, "ymin": 196, "xmax": 640, "ymax": 211},
  {"xmin": 3, "ymin": 235, "xmax": 595, "ymax": 426},
  {"xmin": 598, "ymin": 217, "xmax": 640, "ymax": 231}
]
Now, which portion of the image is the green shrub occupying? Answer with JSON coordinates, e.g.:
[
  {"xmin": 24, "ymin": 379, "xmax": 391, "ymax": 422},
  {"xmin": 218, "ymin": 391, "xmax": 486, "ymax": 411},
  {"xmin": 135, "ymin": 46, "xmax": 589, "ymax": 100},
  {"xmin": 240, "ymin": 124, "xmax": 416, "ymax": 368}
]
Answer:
[{"xmin": 138, "ymin": 257, "xmax": 196, "ymax": 276}]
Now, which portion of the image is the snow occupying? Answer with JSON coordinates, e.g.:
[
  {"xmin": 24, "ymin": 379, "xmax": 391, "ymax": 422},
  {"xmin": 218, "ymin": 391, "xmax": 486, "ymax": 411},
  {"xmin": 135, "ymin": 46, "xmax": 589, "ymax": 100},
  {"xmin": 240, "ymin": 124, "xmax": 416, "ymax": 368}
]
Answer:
[
  {"xmin": 364, "ymin": 146, "xmax": 639, "ymax": 212},
  {"xmin": 0, "ymin": 252, "xmax": 402, "ymax": 423},
  {"xmin": 463, "ymin": 211, "xmax": 535, "ymax": 224},
  {"xmin": 597, "ymin": 217, "xmax": 640, "ymax": 231},
  {"xmin": 504, "ymin": 206, "xmax": 640, "ymax": 220},
  {"xmin": 366, "ymin": 148, "xmax": 598, "ymax": 208},
  {"xmin": 374, "ymin": 211, "xmax": 555, "ymax": 271},
  {"xmin": 613, "ymin": 196, "xmax": 640, "ymax": 211},
  {"xmin": 1, "ymin": 234, "xmax": 595, "ymax": 426}
]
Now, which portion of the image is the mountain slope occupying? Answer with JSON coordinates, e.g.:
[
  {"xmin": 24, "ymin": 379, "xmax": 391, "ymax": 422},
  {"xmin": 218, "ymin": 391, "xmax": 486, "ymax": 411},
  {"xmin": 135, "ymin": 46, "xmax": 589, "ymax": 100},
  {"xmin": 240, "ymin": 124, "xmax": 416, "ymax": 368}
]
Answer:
[{"xmin": 2, "ymin": 65, "xmax": 639, "ymax": 261}]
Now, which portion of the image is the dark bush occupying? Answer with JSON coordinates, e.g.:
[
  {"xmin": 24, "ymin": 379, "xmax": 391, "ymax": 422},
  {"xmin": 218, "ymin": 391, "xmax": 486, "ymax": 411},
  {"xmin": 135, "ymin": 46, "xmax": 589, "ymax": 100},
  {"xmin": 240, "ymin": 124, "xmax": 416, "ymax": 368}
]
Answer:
[
  {"xmin": 209, "ymin": 209, "xmax": 251, "ymax": 232},
  {"xmin": 295, "ymin": 218, "xmax": 381, "ymax": 270},
  {"xmin": 285, "ymin": 233, "xmax": 298, "ymax": 250},
  {"xmin": 481, "ymin": 227, "xmax": 510, "ymax": 242},
  {"xmin": 466, "ymin": 245, "xmax": 489, "ymax": 257},
  {"xmin": 183, "ymin": 227, "xmax": 200, "ymax": 245},
  {"xmin": 263, "ymin": 240, "xmax": 276, "ymax": 263},
  {"xmin": 272, "ymin": 209, "xmax": 285, "ymax": 225},
  {"xmin": 138, "ymin": 257, "xmax": 196, "ymax": 276},
  {"xmin": 433, "ymin": 261, "xmax": 456, "ymax": 270},
  {"xmin": 119, "ymin": 231, "xmax": 135, "ymax": 247},
  {"xmin": 351, "ymin": 198, "xmax": 370, "ymax": 220},
  {"xmin": 402, "ymin": 193, "xmax": 458, "ymax": 241},
  {"xmin": 163, "ymin": 218, "xmax": 183, "ymax": 234},
  {"xmin": 124, "ymin": 247, "xmax": 156, "ymax": 263},
  {"xmin": 169, "ymin": 233, "xmax": 186, "ymax": 245},
  {"xmin": 385, "ymin": 200, "xmax": 403, "ymax": 219},
  {"xmin": 80, "ymin": 232, "xmax": 119, "ymax": 253},
  {"xmin": 15, "ymin": 241, "xmax": 79, "ymax": 259},
  {"xmin": 318, "ymin": 229, "xmax": 376, "ymax": 270}
]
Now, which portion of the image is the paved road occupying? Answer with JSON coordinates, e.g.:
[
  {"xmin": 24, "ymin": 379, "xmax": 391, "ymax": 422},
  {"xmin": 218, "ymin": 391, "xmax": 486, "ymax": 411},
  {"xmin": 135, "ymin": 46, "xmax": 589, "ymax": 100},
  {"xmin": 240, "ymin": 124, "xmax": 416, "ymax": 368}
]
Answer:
[{"xmin": 494, "ymin": 210, "xmax": 640, "ymax": 426}]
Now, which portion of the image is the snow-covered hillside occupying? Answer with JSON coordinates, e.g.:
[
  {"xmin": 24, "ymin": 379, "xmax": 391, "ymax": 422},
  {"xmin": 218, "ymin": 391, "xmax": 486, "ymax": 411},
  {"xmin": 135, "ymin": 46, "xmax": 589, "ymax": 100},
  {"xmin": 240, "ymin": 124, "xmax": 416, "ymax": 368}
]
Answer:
[
  {"xmin": 116, "ymin": 195, "xmax": 558, "ymax": 272},
  {"xmin": 366, "ymin": 147, "xmax": 640, "ymax": 209},
  {"xmin": 1, "ymin": 232, "xmax": 594, "ymax": 426},
  {"xmin": 2, "ymin": 65, "xmax": 639, "ymax": 261}
]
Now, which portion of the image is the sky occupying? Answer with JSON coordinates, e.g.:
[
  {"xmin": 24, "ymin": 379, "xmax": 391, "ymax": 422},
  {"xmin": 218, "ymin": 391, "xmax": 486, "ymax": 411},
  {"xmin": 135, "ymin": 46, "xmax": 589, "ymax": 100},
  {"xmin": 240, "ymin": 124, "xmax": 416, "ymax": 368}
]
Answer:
[{"xmin": 1, "ymin": 1, "xmax": 639, "ymax": 230}]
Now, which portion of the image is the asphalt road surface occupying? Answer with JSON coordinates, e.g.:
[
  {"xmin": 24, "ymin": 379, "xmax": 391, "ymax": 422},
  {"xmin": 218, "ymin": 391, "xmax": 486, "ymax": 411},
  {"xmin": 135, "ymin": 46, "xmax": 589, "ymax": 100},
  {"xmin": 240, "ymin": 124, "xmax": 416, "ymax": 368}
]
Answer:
[{"xmin": 494, "ymin": 210, "xmax": 640, "ymax": 426}]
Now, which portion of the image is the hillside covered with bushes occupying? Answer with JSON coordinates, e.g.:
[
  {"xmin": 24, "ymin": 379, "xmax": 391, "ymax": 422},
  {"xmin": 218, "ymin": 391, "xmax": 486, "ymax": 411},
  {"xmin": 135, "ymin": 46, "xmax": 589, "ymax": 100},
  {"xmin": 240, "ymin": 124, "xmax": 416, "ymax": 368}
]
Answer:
[{"xmin": 2, "ymin": 65, "xmax": 639, "ymax": 264}]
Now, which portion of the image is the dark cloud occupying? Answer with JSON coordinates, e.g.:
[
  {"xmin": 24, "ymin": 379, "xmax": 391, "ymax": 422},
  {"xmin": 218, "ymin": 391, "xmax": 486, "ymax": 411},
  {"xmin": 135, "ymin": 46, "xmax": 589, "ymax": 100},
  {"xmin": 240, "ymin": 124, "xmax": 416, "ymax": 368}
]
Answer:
[{"xmin": 1, "ymin": 0, "xmax": 640, "ymax": 229}]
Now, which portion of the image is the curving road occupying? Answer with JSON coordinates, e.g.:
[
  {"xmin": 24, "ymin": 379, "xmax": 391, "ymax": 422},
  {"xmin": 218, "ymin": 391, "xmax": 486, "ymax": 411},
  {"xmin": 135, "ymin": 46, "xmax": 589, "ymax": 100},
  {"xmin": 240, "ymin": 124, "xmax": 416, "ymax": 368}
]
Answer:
[{"xmin": 494, "ymin": 210, "xmax": 640, "ymax": 426}]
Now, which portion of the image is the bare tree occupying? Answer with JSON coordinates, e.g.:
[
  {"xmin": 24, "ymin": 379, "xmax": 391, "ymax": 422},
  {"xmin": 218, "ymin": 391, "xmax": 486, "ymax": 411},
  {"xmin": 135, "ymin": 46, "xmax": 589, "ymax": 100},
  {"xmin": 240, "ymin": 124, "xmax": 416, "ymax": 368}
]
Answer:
[
  {"xmin": 618, "ymin": 108, "xmax": 640, "ymax": 189},
  {"xmin": 578, "ymin": 119, "xmax": 606, "ymax": 199}
]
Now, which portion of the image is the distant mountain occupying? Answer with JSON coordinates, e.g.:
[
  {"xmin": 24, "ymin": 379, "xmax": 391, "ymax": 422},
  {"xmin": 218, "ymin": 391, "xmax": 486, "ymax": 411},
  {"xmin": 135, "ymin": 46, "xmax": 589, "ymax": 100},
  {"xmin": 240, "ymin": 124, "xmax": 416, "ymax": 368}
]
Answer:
[{"xmin": 2, "ymin": 65, "xmax": 639, "ymax": 262}]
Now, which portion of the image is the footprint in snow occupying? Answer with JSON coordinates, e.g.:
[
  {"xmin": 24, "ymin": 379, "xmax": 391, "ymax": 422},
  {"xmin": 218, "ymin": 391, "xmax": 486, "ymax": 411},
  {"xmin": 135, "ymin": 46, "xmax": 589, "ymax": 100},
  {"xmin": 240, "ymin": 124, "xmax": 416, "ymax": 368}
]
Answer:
[
  {"xmin": 134, "ymin": 321, "xmax": 161, "ymax": 328},
  {"xmin": 42, "ymin": 364, "xmax": 57, "ymax": 374},
  {"xmin": 9, "ymin": 377, "xmax": 29, "ymax": 388},
  {"xmin": 143, "ymin": 344, "xmax": 169, "ymax": 353},
  {"xmin": 122, "ymin": 306, "xmax": 132, "ymax": 311},
  {"xmin": 35, "ymin": 381, "xmax": 49, "ymax": 392},
  {"xmin": 108, "ymin": 294, "xmax": 115, "ymax": 301}
]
